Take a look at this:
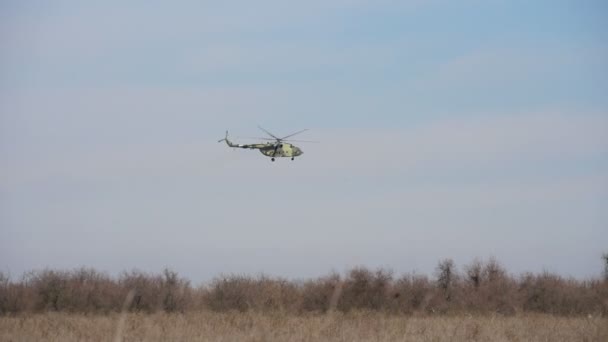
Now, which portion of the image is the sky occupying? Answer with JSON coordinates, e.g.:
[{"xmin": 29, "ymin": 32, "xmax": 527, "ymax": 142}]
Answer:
[{"xmin": 1, "ymin": 0, "xmax": 607, "ymax": 283}]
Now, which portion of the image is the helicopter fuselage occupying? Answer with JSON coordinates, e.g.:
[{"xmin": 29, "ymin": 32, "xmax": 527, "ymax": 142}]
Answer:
[{"xmin": 258, "ymin": 143, "xmax": 303, "ymax": 158}]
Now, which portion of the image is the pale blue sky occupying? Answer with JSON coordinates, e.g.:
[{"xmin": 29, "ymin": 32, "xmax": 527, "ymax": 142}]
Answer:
[{"xmin": 1, "ymin": 0, "xmax": 607, "ymax": 282}]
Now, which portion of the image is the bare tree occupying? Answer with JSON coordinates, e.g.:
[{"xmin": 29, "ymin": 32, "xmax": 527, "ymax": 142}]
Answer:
[
  {"xmin": 602, "ymin": 253, "xmax": 608, "ymax": 281},
  {"xmin": 465, "ymin": 259, "xmax": 482, "ymax": 288},
  {"xmin": 436, "ymin": 259, "xmax": 457, "ymax": 302},
  {"xmin": 483, "ymin": 257, "xmax": 506, "ymax": 283}
]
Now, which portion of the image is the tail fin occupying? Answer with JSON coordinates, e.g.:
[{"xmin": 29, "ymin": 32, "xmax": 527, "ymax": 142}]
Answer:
[
  {"xmin": 217, "ymin": 131, "xmax": 228, "ymax": 143},
  {"xmin": 218, "ymin": 131, "xmax": 235, "ymax": 147}
]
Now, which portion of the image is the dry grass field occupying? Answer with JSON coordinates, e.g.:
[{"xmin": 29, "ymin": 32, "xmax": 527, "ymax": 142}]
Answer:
[
  {"xmin": 2, "ymin": 261, "xmax": 607, "ymax": 341},
  {"xmin": 1, "ymin": 312, "xmax": 606, "ymax": 342}
]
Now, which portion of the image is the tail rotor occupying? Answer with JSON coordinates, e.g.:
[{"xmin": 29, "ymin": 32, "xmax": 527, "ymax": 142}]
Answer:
[{"xmin": 218, "ymin": 131, "xmax": 228, "ymax": 143}]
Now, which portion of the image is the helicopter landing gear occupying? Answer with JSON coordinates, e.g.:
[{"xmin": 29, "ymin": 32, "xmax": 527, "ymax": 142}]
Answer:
[
  {"xmin": 271, "ymin": 157, "xmax": 275, "ymax": 162},
  {"xmin": 291, "ymin": 157, "xmax": 294, "ymax": 161}
]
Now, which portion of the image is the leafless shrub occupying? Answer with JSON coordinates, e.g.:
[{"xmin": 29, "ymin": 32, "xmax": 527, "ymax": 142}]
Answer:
[
  {"xmin": 64, "ymin": 268, "xmax": 123, "ymax": 313},
  {"xmin": 300, "ymin": 272, "xmax": 341, "ymax": 313},
  {"xmin": 205, "ymin": 274, "xmax": 300, "ymax": 312},
  {"xmin": 337, "ymin": 267, "xmax": 392, "ymax": 312},
  {"xmin": 590, "ymin": 279, "xmax": 608, "ymax": 316},
  {"xmin": 462, "ymin": 258, "xmax": 516, "ymax": 315},
  {"xmin": 25, "ymin": 269, "xmax": 71, "ymax": 311},
  {"xmin": 518, "ymin": 271, "xmax": 603, "ymax": 315},
  {"xmin": 204, "ymin": 275, "xmax": 251, "ymax": 312},
  {"xmin": 15, "ymin": 268, "xmax": 122, "ymax": 313},
  {"xmin": 115, "ymin": 268, "xmax": 192, "ymax": 313},
  {"xmin": 0, "ymin": 272, "xmax": 9, "ymax": 314},
  {"xmin": 118, "ymin": 270, "xmax": 162, "ymax": 312},
  {"xmin": 0, "ymin": 276, "xmax": 34, "ymax": 314},
  {"xmin": 465, "ymin": 259, "xmax": 483, "ymax": 288},
  {"xmin": 603, "ymin": 253, "xmax": 608, "ymax": 282},
  {"xmin": 428, "ymin": 259, "xmax": 462, "ymax": 313},
  {"xmin": 160, "ymin": 269, "xmax": 192, "ymax": 313},
  {"xmin": 435, "ymin": 259, "xmax": 457, "ymax": 295},
  {"xmin": 390, "ymin": 273, "xmax": 432, "ymax": 314}
]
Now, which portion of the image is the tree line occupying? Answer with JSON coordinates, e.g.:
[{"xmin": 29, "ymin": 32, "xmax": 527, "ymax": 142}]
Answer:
[{"xmin": 1, "ymin": 257, "xmax": 607, "ymax": 316}]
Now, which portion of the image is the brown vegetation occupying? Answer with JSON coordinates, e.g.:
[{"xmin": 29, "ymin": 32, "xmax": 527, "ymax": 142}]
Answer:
[
  {"xmin": 2, "ymin": 258, "xmax": 607, "ymax": 341},
  {"xmin": 1, "ymin": 258, "xmax": 607, "ymax": 316},
  {"xmin": 1, "ymin": 312, "xmax": 606, "ymax": 342}
]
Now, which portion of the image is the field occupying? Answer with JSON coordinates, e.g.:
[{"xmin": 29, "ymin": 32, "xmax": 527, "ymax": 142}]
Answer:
[
  {"xmin": 1, "ymin": 311, "xmax": 607, "ymax": 342},
  {"xmin": 2, "ymin": 261, "xmax": 607, "ymax": 341}
]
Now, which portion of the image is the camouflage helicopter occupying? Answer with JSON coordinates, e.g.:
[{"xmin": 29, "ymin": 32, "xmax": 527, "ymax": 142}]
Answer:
[{"xmin": 218, "ymin": 126, "xmax": 316, "ymax": 161}]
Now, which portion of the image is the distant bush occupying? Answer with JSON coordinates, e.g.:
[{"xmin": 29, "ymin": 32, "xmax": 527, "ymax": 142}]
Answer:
[
  {"xmin": 389, "ymin": 273, "xmax": 432, "ymax": 314},
  {"xmin": 1, "ymin": 258, "xmax": 607, "ymax": 316},
  {"xmin": 461, "ymin": 258, "xmax": 517, "ymax": 315},
  {"xmin": 335, "ymin": 268, "xmax": 392, "ymax": 312},
  {"xmin": 300, "ymin": 272, "xmax": 341, "ymax": 313},
  {"xmin": 118, "ymin": 268, "xmax": 193, "ymax": 313},
  {"xmin": 204, "ymin": 274, "xmax": 301, "ymax": 313},
  {"xmin": 519, "ymin": 272, "xmax": 607, "ymax": 315}
]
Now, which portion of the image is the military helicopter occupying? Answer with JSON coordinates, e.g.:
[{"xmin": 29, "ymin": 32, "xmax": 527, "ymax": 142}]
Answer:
[{"xmin": 218, "ymin": 126, "xmax": 316, "ymax": 161}]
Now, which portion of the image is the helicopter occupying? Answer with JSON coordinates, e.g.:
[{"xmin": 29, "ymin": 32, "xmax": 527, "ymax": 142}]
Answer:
[{"xmin": 218, "ymin": 126, "xmax": 316, "ymax": 162}]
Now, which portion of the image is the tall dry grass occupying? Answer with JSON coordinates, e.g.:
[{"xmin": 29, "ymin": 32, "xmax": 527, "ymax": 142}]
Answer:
[{"xmin": 1, "ymin": 312, "xmax": 606, "ymax": 342}]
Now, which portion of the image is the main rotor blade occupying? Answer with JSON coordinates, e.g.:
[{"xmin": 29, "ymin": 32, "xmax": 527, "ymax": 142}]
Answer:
[
  {"xmin": 257, "ymin": 125, "xmax": 280, "ymax": 140},
  {"xmin": 237, "ymin": 136, "xmax": 277, "ymax": 141},
  {"xmin": 280, "ymin": 129, "xmax": 309, "ymax": 140},
  {"xmin": 237, "ymin": 136, "xmax": 318, "ymax": 143},
  {"xmin": 282, "ymin": 139, "xmax": 319, "ymax": 143}
]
